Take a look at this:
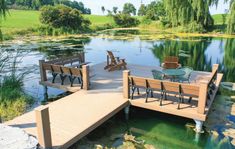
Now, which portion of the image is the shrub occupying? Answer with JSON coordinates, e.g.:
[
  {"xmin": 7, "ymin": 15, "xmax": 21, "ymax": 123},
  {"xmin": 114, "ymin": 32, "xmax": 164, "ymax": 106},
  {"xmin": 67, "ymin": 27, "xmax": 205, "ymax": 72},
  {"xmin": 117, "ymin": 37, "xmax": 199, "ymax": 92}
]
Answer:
[
  {"xmin": 40, "ymin": 5, "xmax": 91, "ymax": 32},
  {"xmin": 113, "ymin": 14, "xmax": 140, "ymax": 27}
]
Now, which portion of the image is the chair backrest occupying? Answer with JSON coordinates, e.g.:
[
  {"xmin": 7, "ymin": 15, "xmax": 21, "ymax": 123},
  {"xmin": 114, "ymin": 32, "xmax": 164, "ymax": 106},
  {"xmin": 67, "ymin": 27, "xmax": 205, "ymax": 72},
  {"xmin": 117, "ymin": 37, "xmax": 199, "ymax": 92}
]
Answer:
[
  {"xmin": 163, "ymin": 62, "xmax": 179, "ymax": 69},
  {"xmin": 164, "ymin": 56, "xmax": 179, "ymax": 63},
  {"xmin": 107, "ymin": 51, "xmax": 117, "ymax": 65},
  {"xmin": 60, "ymin": 66, "xmax": 71, "ymax": 75},
  {"xmin": 152, "ymin": 70, "xmax": 164, "ymax": 80},
  {"xmin": 147, "ymin": 78, "xmax": 163, "ymax": 91},
  {"xmin": 42, "ymin": 63, "xmax": 52, "ymax": 71},
  {"xmin": 51, "ymin": 65, "xmax": 61, "ymax": 73},
  {"xmin": 180, "ymin": 84, "xmax": 199, "ymax": 97},
  {"xmin": 181, "ymin": 67, "xmax": 193, "ymax": 79},
  {"xmin": 162, "ymin": 81, "xmax": 180, "ymax": 93},
  {"xmin": 70, "ymin": 67, "xmax": 82, "ymax": 77},
  {"xmin": 129, "ymin": 76, "xmax": 147, "ymax": 88}
]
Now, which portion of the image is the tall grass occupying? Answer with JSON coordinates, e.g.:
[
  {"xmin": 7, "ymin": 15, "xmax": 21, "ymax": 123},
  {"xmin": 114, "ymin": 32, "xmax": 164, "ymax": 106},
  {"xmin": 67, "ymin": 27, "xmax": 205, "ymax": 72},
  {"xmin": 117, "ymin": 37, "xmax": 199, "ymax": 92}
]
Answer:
[{"xmin": 0, "ymin": 51, "xmax": 33, "ymax": 121}]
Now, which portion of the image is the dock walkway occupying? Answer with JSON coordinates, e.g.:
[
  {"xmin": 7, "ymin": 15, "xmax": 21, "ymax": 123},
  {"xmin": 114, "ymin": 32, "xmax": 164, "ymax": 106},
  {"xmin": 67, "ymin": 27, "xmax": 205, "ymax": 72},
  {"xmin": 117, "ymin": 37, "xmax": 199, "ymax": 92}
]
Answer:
[{"xmin": 5, "ymin": 62, "xmax": 222, "ymax": 148}]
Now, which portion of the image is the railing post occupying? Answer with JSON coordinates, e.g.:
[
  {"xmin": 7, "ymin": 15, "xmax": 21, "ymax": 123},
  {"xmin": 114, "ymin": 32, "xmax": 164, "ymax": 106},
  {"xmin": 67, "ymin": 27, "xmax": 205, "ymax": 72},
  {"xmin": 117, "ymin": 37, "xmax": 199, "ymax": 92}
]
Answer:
[
  {"xmin": 212, "ymin": 64, "xmax": 219, "ymax": 85},
  {"xmin": 212, "ymin": 64, "xmax": 219, "ymax": 73},
  {"xmin": 197, "ymin": 80, "xmax": 209, "ymax": 114},
  {"xmin": 35, "ymin": 106, "xmax": 52, "ymax": 149},
  {"xmin": 123, "ymin": 70, "xmax": 130, "ymax": 99},
  {"xmin": 106, "ymin": 55, "xmax": 109, "ymax": 67},
  {"xmin": 82, "ymin": 65, "xmax": 89, "ymax": 90},
  {"xmin": 39, "ymin": 60, "xmax": 47, "ymax": 82}
]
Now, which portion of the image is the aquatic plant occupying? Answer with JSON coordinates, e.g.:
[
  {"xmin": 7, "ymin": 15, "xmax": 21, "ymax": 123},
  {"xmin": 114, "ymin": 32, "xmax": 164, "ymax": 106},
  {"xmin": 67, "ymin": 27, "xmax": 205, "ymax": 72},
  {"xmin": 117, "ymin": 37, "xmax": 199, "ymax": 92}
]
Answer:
[{"xmin": 0, "ymin": 51, "xmax": 33, "ymax": 121}]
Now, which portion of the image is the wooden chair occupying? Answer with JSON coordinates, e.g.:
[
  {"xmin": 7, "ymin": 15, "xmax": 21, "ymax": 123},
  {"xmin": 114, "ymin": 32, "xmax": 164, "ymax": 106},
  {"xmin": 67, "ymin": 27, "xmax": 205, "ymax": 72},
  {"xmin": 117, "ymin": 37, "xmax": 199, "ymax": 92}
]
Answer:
[
  {"xmin": 50, "ymin": 64, "xmax": 62, "ymax": 83},
  {"xmin": 104, "ymin": 51, "xmax": 127, "ymax": 71},
  {"xmin": 162, "ymin": 56, "xmax": 181, "ymax": 69},
  {"xmin": 69, "ymin": 67, "xmax": 83, "ymax": 88}
]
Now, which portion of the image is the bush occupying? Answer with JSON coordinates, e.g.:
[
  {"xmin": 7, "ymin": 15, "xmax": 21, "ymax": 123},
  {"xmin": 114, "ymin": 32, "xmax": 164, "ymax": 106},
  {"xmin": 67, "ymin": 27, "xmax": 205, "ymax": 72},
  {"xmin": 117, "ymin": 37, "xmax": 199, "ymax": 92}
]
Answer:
[
  {"xmin": 40, "ymin": 5, "xmax": 91, "ymax": 32},
  {"xmin": 113, "ymin": 14, "xmax": 140, "ymax": 27}
]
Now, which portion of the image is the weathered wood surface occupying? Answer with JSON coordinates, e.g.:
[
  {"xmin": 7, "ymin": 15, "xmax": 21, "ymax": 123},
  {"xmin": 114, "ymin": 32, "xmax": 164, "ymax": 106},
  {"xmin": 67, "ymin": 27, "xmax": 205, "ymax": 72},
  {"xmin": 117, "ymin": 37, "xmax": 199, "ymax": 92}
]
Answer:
[{"xmin": 5, "ymin": 62, "xmax": 221, "ymax": 148}]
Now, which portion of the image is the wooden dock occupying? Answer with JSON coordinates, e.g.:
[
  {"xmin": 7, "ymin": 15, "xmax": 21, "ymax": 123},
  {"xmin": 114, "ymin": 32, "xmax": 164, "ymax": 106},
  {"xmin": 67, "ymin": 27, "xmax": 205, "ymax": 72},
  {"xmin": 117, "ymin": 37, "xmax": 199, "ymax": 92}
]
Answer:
[{"xmin": 5, "ymin": 62, "xmax": 222, "ymax": 148}]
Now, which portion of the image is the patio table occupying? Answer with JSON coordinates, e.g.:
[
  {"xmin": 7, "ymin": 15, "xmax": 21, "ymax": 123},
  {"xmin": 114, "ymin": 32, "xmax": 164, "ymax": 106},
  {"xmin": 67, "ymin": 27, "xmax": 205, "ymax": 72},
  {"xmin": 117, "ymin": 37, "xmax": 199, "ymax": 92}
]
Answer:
[{"xmin": 162, "ymin": 69, "xmax": 186, "ymax": 82}]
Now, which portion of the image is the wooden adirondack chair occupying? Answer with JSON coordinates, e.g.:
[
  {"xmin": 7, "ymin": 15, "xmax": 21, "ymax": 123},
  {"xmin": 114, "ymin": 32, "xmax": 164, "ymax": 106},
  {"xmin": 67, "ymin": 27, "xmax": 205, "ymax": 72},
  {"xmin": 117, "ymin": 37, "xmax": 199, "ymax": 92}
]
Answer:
[{"xmin": 104, "ymin": 51, "xmax": 127, "ymax": 71}]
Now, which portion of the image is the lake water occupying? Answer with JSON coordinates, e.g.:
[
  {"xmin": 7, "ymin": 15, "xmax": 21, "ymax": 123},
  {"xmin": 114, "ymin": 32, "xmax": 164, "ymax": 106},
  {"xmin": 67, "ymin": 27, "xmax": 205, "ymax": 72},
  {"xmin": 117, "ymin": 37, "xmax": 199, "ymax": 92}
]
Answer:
[{"xmin": 0, "ymin": 30, "xmax": 235, "ymax": 148}]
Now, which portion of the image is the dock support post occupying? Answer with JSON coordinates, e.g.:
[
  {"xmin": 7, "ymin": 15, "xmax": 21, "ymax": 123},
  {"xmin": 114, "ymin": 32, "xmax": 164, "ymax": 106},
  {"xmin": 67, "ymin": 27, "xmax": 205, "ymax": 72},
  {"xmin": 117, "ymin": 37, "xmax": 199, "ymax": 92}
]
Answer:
[
  {"xmin": 35, "ymin": 106, "xmax": 52, "ymax": 149},
  {"xmin": 82, "ymin": 65, "xmax": 89, "ymax": 90},
  {"xmin": 197, "ymin": 80, "xmax": 208, "ymax": 114},
  {"xmin": 39, "ymin": 60, "xmax": 47, "ymax": 82},
  {"xmin": 80, "ymin": 52, "xmax": 85, "ymax": 63},
  {"xmin": 194, "ymin": 119, "xmax": 204, "ymax": 133},
  {"xmin": 43, "ymin": 86, "xmax": 48, "ymax": 101},
  {"xmin": 123, "ymin": 70, "xmax": 130, "ymax": 99},
  {"xmin": 124, "ymin": 105, "xmax": 130, "ymax": 121}
]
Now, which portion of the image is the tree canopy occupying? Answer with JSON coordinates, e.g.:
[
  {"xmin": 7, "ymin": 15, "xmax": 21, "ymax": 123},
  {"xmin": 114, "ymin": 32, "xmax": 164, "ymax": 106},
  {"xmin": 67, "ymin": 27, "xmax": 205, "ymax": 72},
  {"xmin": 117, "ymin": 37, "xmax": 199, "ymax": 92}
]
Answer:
[
  {"xmin": 40, "ymin": 5, "xmax": 90, "ymax": 31},
  {"xmin": 122, "ymin": 3, "xmax": 136, "ymax": 15},
  {"xmin": 6, "ymin": 0, "xmax": 91, "ymax": 14}
]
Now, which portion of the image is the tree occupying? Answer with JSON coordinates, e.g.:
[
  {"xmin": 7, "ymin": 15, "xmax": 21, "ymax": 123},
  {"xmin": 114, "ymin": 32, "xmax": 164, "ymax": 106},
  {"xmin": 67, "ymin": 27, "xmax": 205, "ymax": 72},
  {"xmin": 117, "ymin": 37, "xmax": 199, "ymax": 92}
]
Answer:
[
  {"xmin": 107, "ymin": 10, "xmax": 112, "ymax": 16},
  {"xmin": 101, "ymin": 6, "xmax": 105, "ymax": 14},
  {"xmin": 226, "ymin": 0, "xmax": 235, "ymax": 34},
  {"xmin": 113, "ymin": 6, "xmax": 118, "ymax": 14},
  {"xmin": 138, "ymin": 4, "xmax": 146, "ymax": 16},
  {"xmin": 222, "ymin": 9, "xmax": 228, "ymax": 26},
  {"xmin": 145, "ymin": 1, "xmax": 165, "ymax": 20},
  {"xmin": 163, "ymin": 0, "xmax": 214, "ymax": 30},
  {"xmin": 113, "ymin": 13, "xmax": 140, "ymax": 27},
  {"xmin": 40, "ymin": 5, "xmax": 90, "ymax": 31},
  {"xmin": 122, "ymin": 3, "xmax": 136, "ymax": 15},
  {"xmin": 0, "ymin": 0, "xmax": 7, "ymax": 19}
]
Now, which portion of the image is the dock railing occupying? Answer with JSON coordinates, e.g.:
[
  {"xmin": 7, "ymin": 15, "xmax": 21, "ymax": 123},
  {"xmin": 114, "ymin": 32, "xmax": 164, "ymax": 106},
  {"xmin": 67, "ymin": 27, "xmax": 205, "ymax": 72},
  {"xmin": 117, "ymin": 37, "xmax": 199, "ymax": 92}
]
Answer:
[{"xmin": 123, "ymin": 64, "xmax": 220, "ymax": 115}]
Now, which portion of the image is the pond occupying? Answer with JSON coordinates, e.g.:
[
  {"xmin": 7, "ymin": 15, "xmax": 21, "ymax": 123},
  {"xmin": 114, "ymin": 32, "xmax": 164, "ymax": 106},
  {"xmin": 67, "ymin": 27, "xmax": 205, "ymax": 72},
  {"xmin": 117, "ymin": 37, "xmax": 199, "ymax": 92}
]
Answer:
[{"xmin": 0, "ymin": 30, "xmax": 235, "ymax": 148}]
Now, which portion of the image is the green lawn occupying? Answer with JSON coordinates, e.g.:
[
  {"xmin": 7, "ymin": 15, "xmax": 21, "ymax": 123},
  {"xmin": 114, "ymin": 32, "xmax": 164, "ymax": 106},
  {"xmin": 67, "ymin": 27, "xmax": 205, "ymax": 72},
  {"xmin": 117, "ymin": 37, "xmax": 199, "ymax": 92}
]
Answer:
[
  {"xmin": 212, "ymin": 14, "xmax": 227, "ymax": 25},
  {"xmin": 1, "ymin": 9, "xmax": 41, "ymax": 33},
  {"xmin": 0, "ymin": 9, "xmax": 115, "ymax": 34},
  {"xmin": 84, "ymin": 14, "xmax": 114, "ymax": 26}
]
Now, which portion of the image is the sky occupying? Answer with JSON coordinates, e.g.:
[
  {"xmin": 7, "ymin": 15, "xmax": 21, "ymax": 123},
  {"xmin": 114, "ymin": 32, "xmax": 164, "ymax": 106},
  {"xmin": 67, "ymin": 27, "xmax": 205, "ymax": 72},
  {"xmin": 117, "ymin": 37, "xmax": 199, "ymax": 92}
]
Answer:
[{"xmin": 79, "ymin": 0, "xmax": 230, "ymax": 15}]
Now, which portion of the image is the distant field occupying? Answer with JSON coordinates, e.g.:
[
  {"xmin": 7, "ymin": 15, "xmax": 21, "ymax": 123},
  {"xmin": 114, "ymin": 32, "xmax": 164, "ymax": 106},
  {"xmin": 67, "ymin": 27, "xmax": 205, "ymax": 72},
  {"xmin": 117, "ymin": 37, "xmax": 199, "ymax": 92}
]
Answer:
[
  {"xmin": 0, "ymin": 9, "xmax": 115, "ymax": 33},
  {"xmin": 212, "ymin": 14, "xmax": 227, "ymax": 25},
  {"xmin": 1, "ymin": 9, "xmax": 41, "ymax": 33},
  {"xmin": 84, "ymin": 15, "xmax": 114, "ymax": 26}
]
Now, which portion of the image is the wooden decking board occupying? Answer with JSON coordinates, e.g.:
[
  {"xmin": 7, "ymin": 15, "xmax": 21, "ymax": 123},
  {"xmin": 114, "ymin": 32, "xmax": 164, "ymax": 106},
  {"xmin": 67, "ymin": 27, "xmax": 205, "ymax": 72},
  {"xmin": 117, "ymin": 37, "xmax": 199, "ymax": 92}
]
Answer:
[{"xmin": 5, "ymin": 62, "xmax": 221, "ymax": 148}]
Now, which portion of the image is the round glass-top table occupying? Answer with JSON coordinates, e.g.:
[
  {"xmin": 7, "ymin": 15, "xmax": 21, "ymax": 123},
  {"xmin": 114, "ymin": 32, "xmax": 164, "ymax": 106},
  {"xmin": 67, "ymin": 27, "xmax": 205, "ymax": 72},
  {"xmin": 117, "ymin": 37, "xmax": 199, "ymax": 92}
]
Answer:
[{"xmin": 162, "ymin": 69, "xmax": 186, "ymax": 81}]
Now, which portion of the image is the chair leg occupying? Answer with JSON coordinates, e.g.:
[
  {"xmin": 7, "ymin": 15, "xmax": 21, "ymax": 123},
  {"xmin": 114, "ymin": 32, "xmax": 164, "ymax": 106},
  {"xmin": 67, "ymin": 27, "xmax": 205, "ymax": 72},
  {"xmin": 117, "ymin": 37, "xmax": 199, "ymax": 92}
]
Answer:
[
  {"xmin": 137, "ymin": 88, "xmax": 140, "ymax": 95},
  {"xmin": 78, "ymin": 77, "xmax": 81, "ymax": 84},
  {"xmin": 52, "ymin": 73, "xmax": 57, "ymax": 83},
  {"xmin": 70, "ymin": 76, "xmax": 76, "ymax": 87},
  {"xmin": 145, "ymin": 89, "xmax": 149, "ymax": 103},
  {"xmin": 160, "ymin": 91, "xmax": 164, "ymax": 106},
  {"xmin": 177, "ymin": 95, "xmax": 182, "ymax": 110},
  {"xmin": 60, "ymin": 75, "xmax": 67, "ymax": 85},
  {"xmin": 188, "ymin": 97, "xmax": 192, "ymax": 103},
  {"xmin": 150, "ymin": 90, "xmax": 154, "ymax": 98},
  {"xmin": 131, "ymin": 87, "xmax": 136, "ymax": 99}
]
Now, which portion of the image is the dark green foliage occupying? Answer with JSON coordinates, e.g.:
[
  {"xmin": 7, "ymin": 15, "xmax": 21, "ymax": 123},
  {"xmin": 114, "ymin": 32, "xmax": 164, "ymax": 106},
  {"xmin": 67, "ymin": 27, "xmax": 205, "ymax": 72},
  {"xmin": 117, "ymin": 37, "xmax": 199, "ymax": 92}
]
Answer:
[
  {"xmin": 122, "ymin": 3, "xmax": 136, "ymax": 15},
  {"xmin": 163, "ymin": 0, "xmax": 214, "ymax": 31},
  {"xmin": 6, "ymin": 0, "xmax": 91, "ymax": 14},
  {"xmin": 113, "ymin": 7, "xmax": 118, "ymax": 14},
  {"xmin": 113, "ymin": 14, "xmax": 140, "ymax": 27},
  {"xmin": 227, "ymin": 0, "xmax": 235, "ymax": 34},
  {"xmin": 40, "ymin": 5, "xmax": 91, "ymax": 32},
  {"xmin": 138, "ymin": 4, "xmax": 147, "ymax": 16},
  {"xmin": 145, "ymin": 1, "xmax": 166, "ymax": 21}
]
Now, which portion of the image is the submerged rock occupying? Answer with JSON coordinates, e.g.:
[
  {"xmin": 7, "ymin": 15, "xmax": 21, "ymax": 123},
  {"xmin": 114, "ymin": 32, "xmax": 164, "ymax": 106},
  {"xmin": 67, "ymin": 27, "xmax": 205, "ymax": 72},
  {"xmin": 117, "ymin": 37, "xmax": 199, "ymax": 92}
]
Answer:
[{"xmin": 0, "ymin": 124, "xmax": 38, "ymax": 149}]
